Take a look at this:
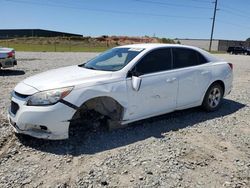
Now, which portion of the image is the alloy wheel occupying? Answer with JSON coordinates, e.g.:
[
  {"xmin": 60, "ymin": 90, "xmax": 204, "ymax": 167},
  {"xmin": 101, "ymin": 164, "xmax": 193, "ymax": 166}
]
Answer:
[{"xmin": 208, "ymin": 87, "xmax": 221, "ymax": 108}]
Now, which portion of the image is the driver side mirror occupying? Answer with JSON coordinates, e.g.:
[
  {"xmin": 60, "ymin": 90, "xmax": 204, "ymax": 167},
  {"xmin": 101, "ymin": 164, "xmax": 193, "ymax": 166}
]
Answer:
[{"xmin": 131, "ymin": 76, "xmax": 142, "ymax": 91}]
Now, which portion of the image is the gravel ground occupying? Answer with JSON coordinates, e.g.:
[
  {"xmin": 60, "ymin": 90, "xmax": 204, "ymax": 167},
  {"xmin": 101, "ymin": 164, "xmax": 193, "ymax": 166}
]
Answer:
[{"xmin": 0, "ymin": 52, "xmax": 249, "ymax": 188}]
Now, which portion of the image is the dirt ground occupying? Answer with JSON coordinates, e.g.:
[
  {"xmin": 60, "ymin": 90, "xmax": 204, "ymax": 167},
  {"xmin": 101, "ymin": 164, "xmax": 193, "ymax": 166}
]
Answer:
[{"xmin": 0, "ymin": 52, "xmax": 249, "ymax": 187}]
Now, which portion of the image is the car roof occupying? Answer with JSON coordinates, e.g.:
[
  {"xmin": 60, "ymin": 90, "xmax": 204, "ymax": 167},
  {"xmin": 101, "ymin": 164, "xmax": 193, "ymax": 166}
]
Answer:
[
  {"xmin": 117, "ymin": 43, "xmax": 200, "ymax": 50},
  {"xmin": 116, "ymin": 43, "xmax": 219, "ymax": 62}
]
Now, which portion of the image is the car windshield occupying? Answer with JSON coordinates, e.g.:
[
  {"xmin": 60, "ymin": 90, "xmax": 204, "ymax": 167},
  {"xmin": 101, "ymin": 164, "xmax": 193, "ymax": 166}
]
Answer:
[{"xmin": 80, "ymin": 47, "xmax": 144, "ymax": 71}]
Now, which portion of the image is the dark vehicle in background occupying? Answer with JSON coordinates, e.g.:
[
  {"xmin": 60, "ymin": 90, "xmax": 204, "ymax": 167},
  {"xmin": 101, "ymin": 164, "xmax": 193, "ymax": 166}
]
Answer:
[
  {"xmin": 245, "ymin": 48, "xmax": 250, "ymax": 55},
  {"xmin": 227, "ymin": 46, "xmax": 248, "ymax": 55}
]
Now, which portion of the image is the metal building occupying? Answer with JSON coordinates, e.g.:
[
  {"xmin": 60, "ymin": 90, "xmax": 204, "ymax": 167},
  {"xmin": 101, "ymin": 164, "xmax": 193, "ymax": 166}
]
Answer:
[
  {"xmin": 0, "ymin": 29, "xmax": 82, "ymax": 39},
  {"xmin": 174, "ymin": 39, "xmax": 250, "ymax": 51}
]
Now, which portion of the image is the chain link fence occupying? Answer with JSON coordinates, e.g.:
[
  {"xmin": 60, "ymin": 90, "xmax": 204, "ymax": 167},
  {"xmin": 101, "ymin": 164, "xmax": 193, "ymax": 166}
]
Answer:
[{"xmin": 0, "ymin": 37, "xmax": 116, "ymax": 52}]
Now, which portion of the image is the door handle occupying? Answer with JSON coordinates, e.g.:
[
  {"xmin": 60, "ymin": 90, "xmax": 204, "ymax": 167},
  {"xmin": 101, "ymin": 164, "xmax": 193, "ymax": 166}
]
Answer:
[
  {"xmin": 201, "ymin": 71, "xmax": 209, "ymax": 75},
  {"xmin": 166, "ymin": 77, "xmax": 177, "ymax": 83}
]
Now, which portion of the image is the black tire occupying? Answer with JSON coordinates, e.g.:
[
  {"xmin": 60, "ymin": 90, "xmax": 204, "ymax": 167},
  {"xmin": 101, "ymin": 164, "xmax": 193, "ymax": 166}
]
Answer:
[{"xmin": 202, "ymin": 83, "xmax": 224, "ymax": 112}]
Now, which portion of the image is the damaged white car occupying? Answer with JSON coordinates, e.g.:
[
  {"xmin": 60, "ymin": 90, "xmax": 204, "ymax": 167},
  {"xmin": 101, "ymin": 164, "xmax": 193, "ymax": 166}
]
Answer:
[{"xmin": 8, "ymin": 44, "xmax": 233, "ymax": 140}]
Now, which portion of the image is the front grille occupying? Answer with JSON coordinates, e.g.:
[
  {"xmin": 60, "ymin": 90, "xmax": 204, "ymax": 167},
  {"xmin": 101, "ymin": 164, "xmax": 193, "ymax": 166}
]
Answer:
[
  {"xmin": 14, "ymin": 91, "xmax": 29, "ymax": 99},
  {"xmin": 11, "ymin": 101, "xmax": 19, "ymax": 115}
]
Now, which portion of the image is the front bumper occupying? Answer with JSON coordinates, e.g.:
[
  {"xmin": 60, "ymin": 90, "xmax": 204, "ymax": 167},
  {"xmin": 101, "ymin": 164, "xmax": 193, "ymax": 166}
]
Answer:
[{"xmin": 8, "ymin": 93, "xmax": 76, "ymax": 140}]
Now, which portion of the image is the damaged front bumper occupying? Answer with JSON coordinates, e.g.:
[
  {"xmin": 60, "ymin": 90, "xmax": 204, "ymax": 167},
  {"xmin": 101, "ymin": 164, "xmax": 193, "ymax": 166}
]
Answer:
[
  {"xmin": 8, "ymin": 94, "xmax": 76, "ymax": 140},
  {"xmin": 8, "ymin": 114, "xmax": 69, "ymax": 140}
]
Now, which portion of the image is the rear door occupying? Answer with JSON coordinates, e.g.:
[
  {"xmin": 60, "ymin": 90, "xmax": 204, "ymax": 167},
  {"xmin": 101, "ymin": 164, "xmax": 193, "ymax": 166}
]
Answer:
[{"xmin": 172, "ymin": 47, "xmax": 212, "ymax": 108}]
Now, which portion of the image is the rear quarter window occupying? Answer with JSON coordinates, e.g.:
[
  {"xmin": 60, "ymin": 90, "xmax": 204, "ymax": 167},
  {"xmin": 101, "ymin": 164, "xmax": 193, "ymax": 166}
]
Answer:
[{"xmin": 197, "ymin": 52, "xmax": 208, "ymax": 64}]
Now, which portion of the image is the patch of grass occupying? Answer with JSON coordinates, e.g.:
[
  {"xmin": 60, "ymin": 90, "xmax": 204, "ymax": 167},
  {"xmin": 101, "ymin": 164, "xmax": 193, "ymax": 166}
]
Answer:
[
  {"xmin": 210, "ymin": 51, "xmax": 227, "ymax": 54},
  {"xmin": 203, "ymin": 49, "xmax": 226, "ymax": 54},
  {"xmin": 0, "ymin": 38, "xmax": 113, "ymax": 52}
]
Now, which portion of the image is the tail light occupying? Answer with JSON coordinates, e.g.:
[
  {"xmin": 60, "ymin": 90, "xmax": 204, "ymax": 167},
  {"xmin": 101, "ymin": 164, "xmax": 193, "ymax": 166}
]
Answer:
[
  {"xmin": 228, "ymin": 63, "xmax": 233, "ymax": 70},
  {"xmin": 7, "ymin": 50, "xmax": 15, "ymax": 58}
]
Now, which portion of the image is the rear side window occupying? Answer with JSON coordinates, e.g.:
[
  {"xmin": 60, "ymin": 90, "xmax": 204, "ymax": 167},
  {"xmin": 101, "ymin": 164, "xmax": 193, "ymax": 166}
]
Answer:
[
  {"xmin": 197, "ymin": 52, "xmax": 208, "ymax": 64},
  {"xmin": 172, "ymin": 48, "xmax": 207, "ymax": 69},
  {"xmin": 135, "ymin": 48, "xmax": 172, "ymax": 75}
]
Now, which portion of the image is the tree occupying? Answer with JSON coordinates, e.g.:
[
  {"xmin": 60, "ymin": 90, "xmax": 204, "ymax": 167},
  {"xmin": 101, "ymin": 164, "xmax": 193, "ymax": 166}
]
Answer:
[
  {"xmin": 246, "ymin": 38, "xmax": 250, "ymax": 42},
  {"xmin": 161, "ymin": 38, "xmax": 175, "ymax": 44}
]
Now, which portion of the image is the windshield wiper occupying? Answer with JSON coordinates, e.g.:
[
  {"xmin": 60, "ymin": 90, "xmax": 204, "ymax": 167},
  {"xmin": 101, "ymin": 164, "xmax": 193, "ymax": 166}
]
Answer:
[
  {"xmin": 80, "ymin": 64, "xmax": 97, "ymax": 70},
  {"xmin": 85, "ymin": 66, "xmax": 96, "ymax": 70}
]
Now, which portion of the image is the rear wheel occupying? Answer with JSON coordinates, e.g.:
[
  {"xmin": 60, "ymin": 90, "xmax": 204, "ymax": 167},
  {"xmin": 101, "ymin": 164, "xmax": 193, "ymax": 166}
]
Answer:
[{"xmin": 202, "ymin": 83, "xmax": 223, "ymax": 111}]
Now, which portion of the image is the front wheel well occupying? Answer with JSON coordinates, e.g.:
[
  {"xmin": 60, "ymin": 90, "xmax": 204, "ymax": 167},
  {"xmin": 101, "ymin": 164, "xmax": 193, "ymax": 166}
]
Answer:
[{"xmin": 70, "ymin": 96, "xmax": 124, "ymax": 127}]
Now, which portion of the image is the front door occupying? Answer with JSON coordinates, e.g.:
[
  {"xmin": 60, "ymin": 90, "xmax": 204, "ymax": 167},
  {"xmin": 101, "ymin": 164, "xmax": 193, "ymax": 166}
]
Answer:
[{"xmin": 125, "ymin": 48, "xmax": 178, "ymax": 121}]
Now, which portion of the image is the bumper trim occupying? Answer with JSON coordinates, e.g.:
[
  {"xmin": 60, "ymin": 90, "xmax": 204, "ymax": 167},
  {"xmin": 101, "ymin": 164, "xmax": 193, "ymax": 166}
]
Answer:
[{"xmin": 9, "ymin": 117, "xmax": 22, "ymax": 131}]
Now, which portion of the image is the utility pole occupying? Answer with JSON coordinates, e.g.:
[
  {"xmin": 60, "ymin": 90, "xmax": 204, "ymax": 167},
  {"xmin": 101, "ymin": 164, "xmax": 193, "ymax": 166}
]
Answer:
[{"xmin": 209, "ymin": 0, "xmax": 218, "ymax": 52}]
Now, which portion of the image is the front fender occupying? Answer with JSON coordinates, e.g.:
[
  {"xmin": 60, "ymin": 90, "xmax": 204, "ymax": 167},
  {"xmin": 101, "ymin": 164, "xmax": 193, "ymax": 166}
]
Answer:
[{"xmin": 64, "ymin": 80, "xmax": 129, "ymax": 113}]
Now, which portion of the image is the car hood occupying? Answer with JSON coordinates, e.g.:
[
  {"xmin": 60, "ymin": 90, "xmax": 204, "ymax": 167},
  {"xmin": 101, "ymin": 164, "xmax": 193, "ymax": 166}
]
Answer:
[{"xmin": 20, "ymin": 65, "xmax": 113, "ymax": 93}]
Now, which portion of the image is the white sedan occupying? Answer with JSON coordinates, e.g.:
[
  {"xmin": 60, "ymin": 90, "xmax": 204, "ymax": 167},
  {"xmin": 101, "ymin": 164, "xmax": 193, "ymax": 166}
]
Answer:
[
  {"xmin": 8, "ymin": 44, "xmax": 233, "ymax": 140},
  {"xmin": 0, "ymin": 47, "xmax": 17, "ymax": 68}
]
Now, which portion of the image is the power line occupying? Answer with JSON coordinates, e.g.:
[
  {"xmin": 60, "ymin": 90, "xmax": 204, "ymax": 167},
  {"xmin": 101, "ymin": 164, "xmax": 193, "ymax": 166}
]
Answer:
[
  {"xmin": 182, "ymin": 0, "xmax": 212, "ymax": 2},
  {"xmin": 133, "ymin": 0, "xmax": 213, "ymax": 9},
  {"xmin": 4, "ymin": 0, "xmax": 210, "ymax": 20},
  {"xmin": 186, "ymin": 0, "xmax": 211, "ymax": 3},
  {"xmin": 220, "ymin": 9, "xmax": 250, "ymax": 20},
  {"xmin": 217, "ymin": 19, "xmax": 250, "ymax": 30},
  {"xmin": 222, "ymin": 4, "xmax": 250, "ymax": 16},
  {"xmin": 4, "ymin": 0, "xmax": 250, "ymax": 38}
]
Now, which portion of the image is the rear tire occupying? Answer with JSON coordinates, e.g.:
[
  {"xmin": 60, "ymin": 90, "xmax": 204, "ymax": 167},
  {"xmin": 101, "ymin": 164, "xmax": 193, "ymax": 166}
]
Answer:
[{"xmin": 202, "ymin": 83, "xmax": 223, "ymax": 112}]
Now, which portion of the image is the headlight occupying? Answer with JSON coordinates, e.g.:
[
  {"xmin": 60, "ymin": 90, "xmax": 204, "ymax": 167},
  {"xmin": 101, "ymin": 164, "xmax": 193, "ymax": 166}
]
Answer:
[{"xmin": 27, "ymin": 87, "xmax": 73, "ymax": 106}]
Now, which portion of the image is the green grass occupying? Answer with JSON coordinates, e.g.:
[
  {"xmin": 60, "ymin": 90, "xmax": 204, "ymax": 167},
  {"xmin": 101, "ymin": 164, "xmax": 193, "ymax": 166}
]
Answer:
[
  {"xmin": 0, "ymin": 42, "xmax": 111, "ymax": 52},
  {"xmin": 1, "ymin": 39, "xmax": 226, "ymax": 53},
  {"xmin": 210, "ymin": 51, "xmax": 226, "ymax": 54}
]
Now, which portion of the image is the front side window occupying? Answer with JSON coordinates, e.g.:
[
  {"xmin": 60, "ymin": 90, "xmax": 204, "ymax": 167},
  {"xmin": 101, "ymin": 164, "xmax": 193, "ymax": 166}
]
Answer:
[
  {"xmin": 134, "ymin": 48, "xmax": 172, "ymax": 75},
  {"xmin": 172, "ymin": 48, "xmax": 207, "ymax": 68},
  {"xmin": 80, "ymin": 48, "xmax": 144, "ymax": 71}
]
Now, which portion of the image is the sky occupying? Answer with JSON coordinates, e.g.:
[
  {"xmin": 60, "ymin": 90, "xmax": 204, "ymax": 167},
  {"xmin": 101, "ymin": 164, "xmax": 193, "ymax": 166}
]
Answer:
[{"xmin": 1, "ymin": 0, "xmax": 250, "ymax": 40}]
